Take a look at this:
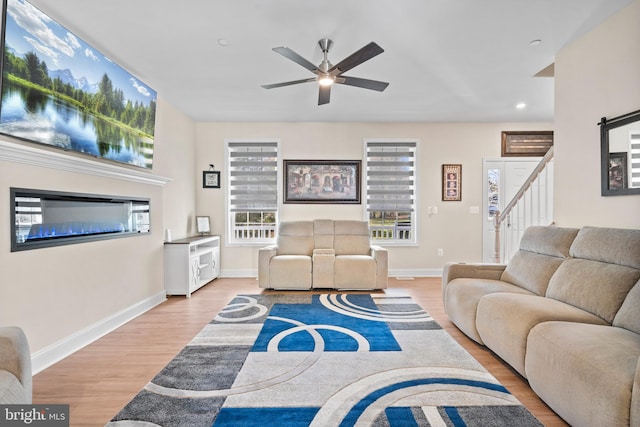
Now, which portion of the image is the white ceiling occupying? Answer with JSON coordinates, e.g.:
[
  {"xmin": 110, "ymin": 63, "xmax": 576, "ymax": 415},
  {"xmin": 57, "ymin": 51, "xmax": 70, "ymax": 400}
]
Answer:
[{"xmin": 27, "ymin": 0, "xmax": 632, "ymax": 123}]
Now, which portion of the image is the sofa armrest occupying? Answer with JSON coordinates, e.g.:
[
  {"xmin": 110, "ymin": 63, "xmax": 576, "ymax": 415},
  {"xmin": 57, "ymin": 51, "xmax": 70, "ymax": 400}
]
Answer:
[
  {"xmin": 442, "ymin": 262, "xmax": 507, "ymax": 285},
  {"xmin": 0, "ymin": 326, "xmax": 32, "ymax": 403},
  {"xmin": 258, "ymin": 245, "xmax": 278, "ymax": 288},
  {"xmin": 441, "ymin": 262, "xmax": 507, "ymax": 302},
  {"xmin": 371, "ymin": 245, "xmax": 388, "ymax": 288}
]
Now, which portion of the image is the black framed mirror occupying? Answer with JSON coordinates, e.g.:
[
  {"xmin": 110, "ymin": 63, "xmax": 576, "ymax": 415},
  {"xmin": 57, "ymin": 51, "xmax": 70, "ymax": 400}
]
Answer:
[{"xmin": 599, "ymin": 109, "xmax": 640, "ymax": 196}]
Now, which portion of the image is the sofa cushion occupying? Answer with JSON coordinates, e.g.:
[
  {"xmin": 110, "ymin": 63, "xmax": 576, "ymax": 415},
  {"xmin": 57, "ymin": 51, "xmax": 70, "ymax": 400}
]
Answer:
[
  {"xmin": 500, "ymin": 251, "xmax": 565, "ymax": 295},
  {"xmin": 544, "ymin": 226, "xmax": 640, "ymax": 323},
  {"xmin": 444, "ymin": 278, "xmax": 534, "ymax": 345},
  {"xmin": 334, "ymin": 255, "xmax": 376, "ymax": 288},
  {"xmin": 333, "ymin": 220, "xmax": 371, "ymax": 255},
  {"xmin": 546, "ymin": 258, "xmax": 640, "ymax": 323},
  {"xmin": 269, "ymin": 255, "xmax": 312, "ymax": 288},
  {"xmin": 570, "ymin": 226, "xmax": 640, "ymax": 269},
  {"xmin": 313, "ymin": 219, "xmax": 334, "ymax": 249},
  {"xmin": 517, "ymin": 225, "xmax": 579, "ymax": 257},
  {"xmin": 476, "ymin": 293, "xmax": 608, "ymax": 377},
  {"xmin": 526, "ymin": 322, "xmax": 640, "ymax": 427},
  {"xmin": 614, "ymin": 279, "xmax": 640, "ymax": 334},
  {"xmin": 0, "ymin": 370, "xmax": 27, "ymax": 404},
  {"xmin": 276, "ymin": 221, "xmax": 315, "ymax": 256},
  {"xmin": 500, "ymin": 226, "xmax": 578, "ymax": 295}
]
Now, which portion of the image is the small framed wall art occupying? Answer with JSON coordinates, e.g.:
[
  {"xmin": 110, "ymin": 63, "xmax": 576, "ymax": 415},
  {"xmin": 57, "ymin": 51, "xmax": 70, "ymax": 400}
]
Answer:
[
  {"xmin": 203, "ymin": 171, "xmax": 220, "ymax": 188},
  {"xmin": 442, "ymin": 164, "xmax": 462, "ymax": 201}
]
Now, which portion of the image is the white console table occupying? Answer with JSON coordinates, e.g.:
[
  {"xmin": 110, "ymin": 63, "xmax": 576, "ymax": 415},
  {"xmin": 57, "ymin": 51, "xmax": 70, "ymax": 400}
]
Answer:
[{"xmin": 164, "ymin": 235, "xmax": 220, "ymax": 297}]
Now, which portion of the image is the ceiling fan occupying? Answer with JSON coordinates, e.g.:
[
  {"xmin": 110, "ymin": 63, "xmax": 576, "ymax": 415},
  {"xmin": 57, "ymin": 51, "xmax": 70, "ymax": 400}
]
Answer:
[{"xmin": 262, "ymin": 38, "xmax": 389, "ymax": 105}]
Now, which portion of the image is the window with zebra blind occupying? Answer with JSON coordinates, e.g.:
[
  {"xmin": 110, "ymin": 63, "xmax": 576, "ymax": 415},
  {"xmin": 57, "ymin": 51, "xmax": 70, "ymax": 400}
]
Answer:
[
  {"xmin": 365, "ymin": 139, "xmax": 418, "ymax": 245},
  {"xmin": 226, "ymin": 140, "xmax": 279, "ymax": 244}
]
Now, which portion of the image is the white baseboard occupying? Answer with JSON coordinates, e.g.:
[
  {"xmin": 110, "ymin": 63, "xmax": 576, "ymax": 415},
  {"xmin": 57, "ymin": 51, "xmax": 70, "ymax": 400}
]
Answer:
[
  {"xmin": 220, "ymin": 268, "xmax": 443, "ymax": 279},
  {"xmin": 220, "ymin": 269, "xmax": 258, "ymax": 278},
  {"xmin": 31, "ymin": 291, "xmax": 166, "ymax": 374},
  {"xmin": 389, "ymin": 268, "xmax": 443, "ymax": 278}
]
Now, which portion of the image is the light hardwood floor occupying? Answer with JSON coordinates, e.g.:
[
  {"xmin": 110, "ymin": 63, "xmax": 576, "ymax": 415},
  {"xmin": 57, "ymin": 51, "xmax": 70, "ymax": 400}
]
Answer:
[{"xmin": 33, "ymin": 277, "xmax": 568, "ymax": 426}]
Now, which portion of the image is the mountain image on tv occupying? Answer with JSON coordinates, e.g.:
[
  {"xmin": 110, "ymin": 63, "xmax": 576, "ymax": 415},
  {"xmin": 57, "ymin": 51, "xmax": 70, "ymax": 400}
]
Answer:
[{"xmin": 0, "ymin": 0, "xmax": 157, "ymax": 169}]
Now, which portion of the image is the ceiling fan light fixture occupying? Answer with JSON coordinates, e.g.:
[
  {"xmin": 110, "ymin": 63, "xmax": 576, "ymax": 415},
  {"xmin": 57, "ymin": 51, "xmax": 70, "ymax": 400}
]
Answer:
[{"xmin": 318, "ymin": 74, "xmax": 335, "ymax": 86}]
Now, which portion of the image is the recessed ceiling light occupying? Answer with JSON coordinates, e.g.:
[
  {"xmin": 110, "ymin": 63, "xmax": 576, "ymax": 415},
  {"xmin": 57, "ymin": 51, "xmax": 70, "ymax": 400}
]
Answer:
[
  {"xmin": 529, "ymin": 39, "xmax": 542, "ymax": 47},
  {"xmin": 516, "ymin": 102, "xmax": 527, "ymax": 110},
  {"xmin": 217, "ymin": 38, "xmax": 229, "ymax": 47}
]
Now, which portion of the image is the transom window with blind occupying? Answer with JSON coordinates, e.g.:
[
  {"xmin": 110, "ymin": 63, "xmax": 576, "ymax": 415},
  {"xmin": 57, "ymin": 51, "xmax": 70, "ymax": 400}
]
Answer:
[
  {"xmin": 226, "ymin": 140, "xmax": 279, "ymax": 244},
  {"xmin": 365, "ymin": 139, "xmax": 418, "ymax": 245}
]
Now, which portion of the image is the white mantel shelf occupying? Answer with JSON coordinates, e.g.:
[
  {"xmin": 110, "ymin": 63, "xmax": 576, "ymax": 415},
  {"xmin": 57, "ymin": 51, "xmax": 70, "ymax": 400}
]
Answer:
[{"xmin": 0, "ymin": 139, "xmax": 172, "ymax": 186}]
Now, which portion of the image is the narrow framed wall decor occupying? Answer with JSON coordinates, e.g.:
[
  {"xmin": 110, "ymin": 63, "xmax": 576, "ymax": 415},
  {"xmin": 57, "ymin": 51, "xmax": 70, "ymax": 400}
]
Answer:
[
  {"xmin": 442, "ymin": 164, "xmax": 462, "ymax": 201},
  {"xmin": 203, "ymin": 171, "xmax": 220, "ymax": 188}
]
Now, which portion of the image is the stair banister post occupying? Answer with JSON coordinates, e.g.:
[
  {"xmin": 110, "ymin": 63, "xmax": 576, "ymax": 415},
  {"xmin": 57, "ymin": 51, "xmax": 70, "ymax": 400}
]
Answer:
[{"xmin": 494, "ymin": 210, "xmax": 502, "ymax": 263}]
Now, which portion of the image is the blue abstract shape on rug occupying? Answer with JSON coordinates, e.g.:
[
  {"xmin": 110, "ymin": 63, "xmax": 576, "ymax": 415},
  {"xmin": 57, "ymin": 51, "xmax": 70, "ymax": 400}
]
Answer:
[
  {"xmin": 252, "ymin": 294, "xmax": 401, "ymax": 352},
  {"xmin": 213, "ymin": 407, "xmax": 319, "ymax": 426}
]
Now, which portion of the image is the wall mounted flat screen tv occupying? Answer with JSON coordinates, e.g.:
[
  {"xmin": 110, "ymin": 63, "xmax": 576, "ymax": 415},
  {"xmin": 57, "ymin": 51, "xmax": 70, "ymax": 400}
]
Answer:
[{"xmin": 0, "ymin": 0, "xmax": 157, "ymax": 169}]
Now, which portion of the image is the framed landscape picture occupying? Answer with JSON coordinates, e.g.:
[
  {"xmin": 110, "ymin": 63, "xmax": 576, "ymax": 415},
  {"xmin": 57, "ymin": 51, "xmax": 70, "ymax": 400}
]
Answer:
[
  {"xmin": 0, "ymin": 0, "xmax": 157, "ymax": 169},
  {"xmin": 284, "ymin": 160, "xmax": 361, "ymax": 204}
]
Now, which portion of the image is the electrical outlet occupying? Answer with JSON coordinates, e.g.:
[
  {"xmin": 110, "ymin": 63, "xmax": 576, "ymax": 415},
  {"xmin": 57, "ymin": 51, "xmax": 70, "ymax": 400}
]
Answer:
[{"xmin": 437, "ymin": 248, "xmax": 444, "ymax": 256}]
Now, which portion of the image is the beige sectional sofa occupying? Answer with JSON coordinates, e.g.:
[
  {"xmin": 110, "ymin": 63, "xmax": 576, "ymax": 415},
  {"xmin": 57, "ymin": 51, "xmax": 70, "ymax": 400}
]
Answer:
[
  {"xmin": 0, "ymin": 326, "xmax": 32, "ymax": 404},
  {"xmin": 442, "ymin": 225, "xmax": 640, "ymax": 427},
  {"xmin": 259, "ymin": 219, "xmax": 388, "ymax": 290}
]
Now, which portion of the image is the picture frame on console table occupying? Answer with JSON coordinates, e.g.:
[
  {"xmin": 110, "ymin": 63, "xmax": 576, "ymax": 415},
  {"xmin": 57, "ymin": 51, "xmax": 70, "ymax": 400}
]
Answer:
[
  {"xmin": 196, "ymin": 216, "xmax": 211, "ymax": 235},
  {"xmin": 284, "ymin": 160, "xmax": 361, "ymax": 204},
  {"xmin": 442, "ymin": 164, "xmax": 462, "ymax": 201}
]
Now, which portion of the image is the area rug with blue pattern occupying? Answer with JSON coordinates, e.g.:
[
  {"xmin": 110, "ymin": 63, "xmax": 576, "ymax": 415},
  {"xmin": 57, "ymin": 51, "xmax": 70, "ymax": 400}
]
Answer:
[{"xmin": 107, "ymin": 292, "xmax": 542, "ymax": 426}]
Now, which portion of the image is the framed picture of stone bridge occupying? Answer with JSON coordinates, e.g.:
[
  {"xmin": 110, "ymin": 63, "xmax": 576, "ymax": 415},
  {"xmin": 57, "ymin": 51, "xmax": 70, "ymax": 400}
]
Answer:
[{"xmin": 284, "ymin": 160, "xmax": 361, "ymax": 204}]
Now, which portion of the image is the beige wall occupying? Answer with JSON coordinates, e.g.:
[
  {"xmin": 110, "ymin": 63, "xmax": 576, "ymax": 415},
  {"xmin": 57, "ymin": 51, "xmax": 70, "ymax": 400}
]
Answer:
[
  {"xmin": 0, "ymin": 96, "xmax": 196, "ymax": 360},
  {"xmin": 195, "ymin": 121, "xmax": 551, "ymax": 276},
  {"xmin": 554, "ymin": 0, "xmax": 640, "ymax": 228}
]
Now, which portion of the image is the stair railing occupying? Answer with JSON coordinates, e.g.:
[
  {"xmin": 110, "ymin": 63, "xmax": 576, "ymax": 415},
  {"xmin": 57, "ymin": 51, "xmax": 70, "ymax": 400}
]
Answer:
[{"xmin": 494, "ymin": 146, "xmax": 555, "ymax": 263}]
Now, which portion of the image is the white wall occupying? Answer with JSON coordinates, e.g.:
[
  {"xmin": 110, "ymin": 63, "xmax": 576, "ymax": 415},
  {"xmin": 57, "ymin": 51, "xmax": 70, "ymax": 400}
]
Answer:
[
  {"xmin": 554, "ymin": 0, "xmax": 640, "ymax": 227},
  {"xmin": 195, "ymin": 121, "xmax": 551, "ymax": 277},
  {"xmin": 0, "ymin": 96, "xmax": 196, "ymax": 367}
]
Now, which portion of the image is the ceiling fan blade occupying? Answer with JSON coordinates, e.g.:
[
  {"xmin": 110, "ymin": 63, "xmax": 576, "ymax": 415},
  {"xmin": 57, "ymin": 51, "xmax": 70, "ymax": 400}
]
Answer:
[
  {"xmin": 272, "ymin": 47, "xmax": 318, "ymax": 73},
  {"xmin": 338, "ymin": 76, "xmax": 389, "ymax": 92},
  {"xmin": 318, "ymin": 85, "xmax": 331, "ymax": 105},
  {"xmin": 262, "ymin": 78, "xmax": 316, "ymax": 89},
  {"xmin": 329, "ymin": 42, "xmax": 384, "ymax": 75}
]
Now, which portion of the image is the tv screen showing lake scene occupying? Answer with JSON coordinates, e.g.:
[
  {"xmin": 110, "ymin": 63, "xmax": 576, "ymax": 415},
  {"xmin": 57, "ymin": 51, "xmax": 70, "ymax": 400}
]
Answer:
[{"xmin": 0, "ymin": 0, "xmax": 157, "ymax": 169}]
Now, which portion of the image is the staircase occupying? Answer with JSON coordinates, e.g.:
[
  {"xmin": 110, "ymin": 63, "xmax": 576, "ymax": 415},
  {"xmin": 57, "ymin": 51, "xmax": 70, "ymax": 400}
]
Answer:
[{"xmin": 493, "ymin": 147, "xmax": 555, "ymax": 263}]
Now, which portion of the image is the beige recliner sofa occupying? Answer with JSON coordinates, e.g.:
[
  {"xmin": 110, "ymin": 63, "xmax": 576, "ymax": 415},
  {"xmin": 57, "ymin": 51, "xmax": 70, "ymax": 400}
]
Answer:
[
  {"xmin": 442, "ymin": 225, "xmax": 640, "ymax": 427},
  {"xmin": 259, "ymin": 219, "xmax": 388, "ymax": 290},
  {"xmin": 0, "ymin": 326, "xmax": 32, "ymax": 404}
]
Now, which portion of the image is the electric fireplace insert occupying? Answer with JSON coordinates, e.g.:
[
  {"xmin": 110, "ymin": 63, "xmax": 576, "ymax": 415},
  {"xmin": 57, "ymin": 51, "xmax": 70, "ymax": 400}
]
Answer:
[{"xmin": 11, "ymin": 188, "xmax": 150, "ymax": 251}]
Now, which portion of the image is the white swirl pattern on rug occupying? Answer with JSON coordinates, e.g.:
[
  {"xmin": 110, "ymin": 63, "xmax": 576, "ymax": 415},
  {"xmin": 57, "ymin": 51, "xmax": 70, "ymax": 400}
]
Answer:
[{"xmin": 109, "ymin": 293, "xmax": 542, "ymax": 426}]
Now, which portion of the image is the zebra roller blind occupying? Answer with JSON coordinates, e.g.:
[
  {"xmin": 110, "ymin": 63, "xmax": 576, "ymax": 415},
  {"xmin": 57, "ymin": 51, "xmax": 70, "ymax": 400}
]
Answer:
[{"xmin": 228, "ymin": 141, "xmax": 278, "ymax": 213}]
